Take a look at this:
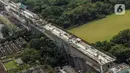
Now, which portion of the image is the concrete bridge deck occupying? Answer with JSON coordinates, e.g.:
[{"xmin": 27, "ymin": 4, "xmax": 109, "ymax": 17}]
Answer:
[{"xmin": 0, "ymin": 0, "xmax": 116, "ymax": 73}]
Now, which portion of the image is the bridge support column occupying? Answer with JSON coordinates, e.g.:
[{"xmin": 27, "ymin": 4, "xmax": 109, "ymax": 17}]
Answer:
[{"xmin": 100, "ymin": 65, "xmax": 103, "ymax": 73}]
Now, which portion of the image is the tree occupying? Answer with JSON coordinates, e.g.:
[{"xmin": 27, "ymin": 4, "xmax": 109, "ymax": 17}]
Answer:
[
  {"xmin": 95, "ymin": 41, "xmax": 113, "ymax": 51},
  {"xmin": 23, "ymin": 32, "xmax": 67, "ymax": 67},
  {"xmin": 95, "ymin": 29, "xmax": 130, "ymax": 63},
  {"xmin": 1, "ymin": 26, "xmax": 9, "ymax": 38},
  {"xmin": 110, "ymin": 44, "xmax": 130, "ymax": 63},
  {"xmin": 111, "ymin": 29, "xmax": 130, "ymax": 47},
  {"xmin": 53, "ymin": 0, "xmax": 69, "ymax": 6},
  {"xmin": 28, "ymin": 38, "xmax": 41, "ymax": 49},
  {"xmin": 41, "ymin": 6, "xmax": 63, "ymax": 20},
  {"xmin": 22, "ymin": 48, "xmax": 40, "ymax": 64},
  {"xmin": 16, "ymin": 0, "xmax": 119, "ymax": 28}
]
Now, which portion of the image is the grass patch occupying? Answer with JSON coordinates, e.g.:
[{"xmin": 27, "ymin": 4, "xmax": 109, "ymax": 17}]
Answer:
[
  {"xmin": 4, "ymin": 60, "xmax": 18, "ymax": 70},
  {"xmin": 68, "ymin": 10, "xmax": 130, "ymax": 43}
]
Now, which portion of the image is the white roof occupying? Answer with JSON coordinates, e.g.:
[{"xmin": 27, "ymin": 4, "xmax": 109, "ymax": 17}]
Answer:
[
  {"xmin": 60, "ymin": 70, "xmax": 67, "ymax": 73},
  {"xmin": 44, "ymin": 24, "xmax": 116, "ymax": 65},
  {"xmin": 23, "ymin": 11, "xmax": 34, "ymax": 18}
]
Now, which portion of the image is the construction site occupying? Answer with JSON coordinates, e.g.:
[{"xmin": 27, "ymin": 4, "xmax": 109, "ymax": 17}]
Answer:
[{"xmin": 0, "ymin": 0, "xmax": 130, "ymax": 73}]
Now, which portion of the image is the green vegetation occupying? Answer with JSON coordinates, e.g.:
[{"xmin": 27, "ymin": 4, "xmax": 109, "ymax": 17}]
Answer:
[
  {"xmin": 0, "ymin": 15, "xmax": 16, "ymax": 29},
  {"xmin": 94, "ymin": 29, "xmax": 130, "ymax": 63},
  {"xmin": 0, "ymin": 28, "xmax": 63, "ymax": 72},
  {"xmin": 0, "ymin": 29, "xmax": 66, "ymax": 72},
  {"xmin": 21, "ymin": 32, "xmax": 67, "ymax": 67},
  {"xmin": 4, "ymin": 61, "xmax": 18, "ymax": 70},
  {"xmin": 15, "ymin": 0, "xmax": 130, "ymax": 28},
  {"xmin": 69, "ymin": 10, "xmax": 130, "ymax": 43},
  {"xmin": 0, "ymin": 15, "xmax": 20, "ymax": 39},
  {"xmin": 1, "ymin": 26, "xmax": 9, "ymax": 37},
  {"xmin": 2, "ymin": 32, "xmax": 66, "ymax": 73},
  {"xmin": 6, "ymin": 61, "xmax": 32, "ymax": 73}
]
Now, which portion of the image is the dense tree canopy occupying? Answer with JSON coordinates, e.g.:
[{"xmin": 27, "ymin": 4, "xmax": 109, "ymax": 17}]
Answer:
[
  {"xmin": 1, "ymin": 26, "xmax": 9, "ymax": 38},
  {"xmin": 110, "ymin": 44, "xmax": 130, "ymax": 62},
  {"xmin": 111, "ymin": 29, "xmax": 130, "ymax": 47},
  {"xmin": 15, "ymin": 0, "xmax": 130, "ymax": 28},
  {"xmin": 94, "ymin": 29, "xmax": 130, "ymax": 63},
  {"xmin": 13, "ymin": 0, "xmax": 130, "ymax": 65},
  {"xmin": 22, "ymin": 32, "xmax": 67, "ymax": 67}
]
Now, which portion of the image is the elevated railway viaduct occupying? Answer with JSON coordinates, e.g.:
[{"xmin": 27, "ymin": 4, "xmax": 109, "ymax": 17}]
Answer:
[{"xmin": 0, "ymin": 0, "xmax": 116, "ymax": 73}]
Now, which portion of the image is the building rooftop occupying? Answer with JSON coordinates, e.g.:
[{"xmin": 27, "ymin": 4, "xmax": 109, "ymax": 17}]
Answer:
[{"xmin": 44, "ymin": 24, "xmax": 116, "ymax": 65}]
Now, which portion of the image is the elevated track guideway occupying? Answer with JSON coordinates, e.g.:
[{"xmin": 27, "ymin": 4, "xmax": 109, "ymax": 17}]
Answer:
[{"xmin": 0, "ymin": 0, "xmax": 116, "ymax": 73}]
